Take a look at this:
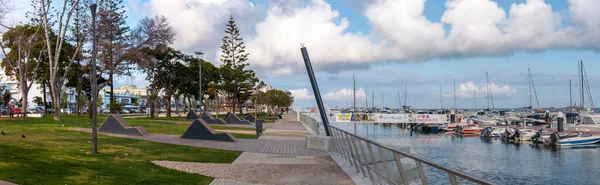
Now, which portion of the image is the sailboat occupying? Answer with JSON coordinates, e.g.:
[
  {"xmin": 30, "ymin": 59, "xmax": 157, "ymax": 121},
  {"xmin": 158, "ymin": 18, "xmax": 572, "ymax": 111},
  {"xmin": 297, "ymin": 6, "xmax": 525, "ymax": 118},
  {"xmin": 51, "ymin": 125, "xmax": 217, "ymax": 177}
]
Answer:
[{"xmin": 521, "ymin": 69, "xmax": 546, "ymax": 125}]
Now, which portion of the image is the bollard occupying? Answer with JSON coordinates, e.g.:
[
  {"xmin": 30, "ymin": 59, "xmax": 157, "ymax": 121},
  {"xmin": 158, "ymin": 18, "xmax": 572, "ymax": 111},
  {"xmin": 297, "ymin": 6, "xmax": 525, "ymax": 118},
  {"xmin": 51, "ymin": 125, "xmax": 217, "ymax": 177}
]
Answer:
[{"xmin": 557, "ymin": 111, "xmax": 565, "ymax": 133}]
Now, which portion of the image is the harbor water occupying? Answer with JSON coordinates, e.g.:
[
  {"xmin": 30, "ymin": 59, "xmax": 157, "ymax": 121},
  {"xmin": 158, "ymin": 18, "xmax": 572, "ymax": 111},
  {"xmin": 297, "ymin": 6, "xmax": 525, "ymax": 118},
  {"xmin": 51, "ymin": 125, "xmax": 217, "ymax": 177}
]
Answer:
[{"xmin": 330, "ymin": 122, "xmax": 600, "ymax": 185}]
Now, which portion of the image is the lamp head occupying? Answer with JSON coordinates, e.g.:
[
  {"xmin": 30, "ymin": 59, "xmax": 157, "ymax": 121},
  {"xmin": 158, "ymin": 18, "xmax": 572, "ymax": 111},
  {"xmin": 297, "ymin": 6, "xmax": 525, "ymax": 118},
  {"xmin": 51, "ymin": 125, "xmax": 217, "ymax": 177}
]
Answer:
[
  {"xmin": 194, "ymin": 52, "xmax": 204, "ymax": 59},
  {"xmin": 89, "ymin": 0, "xmax": 98, "ymax": 11}
]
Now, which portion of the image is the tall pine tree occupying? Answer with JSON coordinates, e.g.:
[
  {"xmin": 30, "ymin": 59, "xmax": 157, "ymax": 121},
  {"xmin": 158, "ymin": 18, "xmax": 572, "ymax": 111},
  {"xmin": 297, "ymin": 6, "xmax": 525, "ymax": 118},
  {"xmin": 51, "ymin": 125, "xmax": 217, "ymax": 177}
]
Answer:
[
  {"xmin": 219, "ymin": 15, "xmax": 257, "ymax": 113},
  {"xmin": 97, "ymin": 0, "xmax": 130, "ymax": 113}
]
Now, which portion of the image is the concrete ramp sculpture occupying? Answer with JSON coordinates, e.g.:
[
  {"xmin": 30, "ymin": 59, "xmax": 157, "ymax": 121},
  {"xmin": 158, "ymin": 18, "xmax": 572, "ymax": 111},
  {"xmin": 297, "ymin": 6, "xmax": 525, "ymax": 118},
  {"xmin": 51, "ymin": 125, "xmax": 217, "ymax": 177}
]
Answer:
[
  {"xmin": 224, "ymin": 112, "xmax": 233, "ymax": 120},
  {"xmin": 224, "ymin": 113, "xmax": 252, "ymax": 125},
  {"xmin": 246, "ymin": 114, "xmax": 267, "ymax": 125},
  {"xmin": 200, "ymin": 112, "xmax": 228, "ymax": 125},
  {"xmin": 98, "ymin": 114, "xmax": 148, "ymax": 136},
  {"xmin": 181, "ymin": 119, "xmax": 236, "ymax": 142},
  {"xmin": 246, "ymin": 114, "xmax": 256, "ymax": 122},
  {"xmin": 186, "ymin": 110, "xmax": 199, "ymax": 120}
]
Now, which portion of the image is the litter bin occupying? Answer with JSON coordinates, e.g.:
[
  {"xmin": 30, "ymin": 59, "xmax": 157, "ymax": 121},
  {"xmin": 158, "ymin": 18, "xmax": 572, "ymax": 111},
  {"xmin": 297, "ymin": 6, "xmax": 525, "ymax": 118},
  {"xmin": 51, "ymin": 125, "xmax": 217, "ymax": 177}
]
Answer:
[{"xmin": 255, "ymin": 120, "xmax": 263, "ymax": 136}]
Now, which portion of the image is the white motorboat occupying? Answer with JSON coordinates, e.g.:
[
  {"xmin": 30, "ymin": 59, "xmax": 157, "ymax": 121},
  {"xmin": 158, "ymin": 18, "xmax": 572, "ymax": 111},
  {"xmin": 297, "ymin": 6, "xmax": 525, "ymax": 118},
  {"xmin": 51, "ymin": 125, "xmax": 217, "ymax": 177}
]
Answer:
[
  {"xmin": 545, "ymin": 131, "xmax": 600, "ymax": 146},
  {"xmin": 480, "ymin": 127, "xmax": 505, "ymax": 137}
]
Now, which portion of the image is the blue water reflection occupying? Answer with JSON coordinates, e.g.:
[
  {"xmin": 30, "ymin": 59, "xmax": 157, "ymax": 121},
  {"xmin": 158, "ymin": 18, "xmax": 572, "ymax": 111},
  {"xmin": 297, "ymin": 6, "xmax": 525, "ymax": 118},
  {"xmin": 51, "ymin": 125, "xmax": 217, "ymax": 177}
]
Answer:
[{"xmin": 330, "ymin": 122, "xmax": 600, "ymax": 185}]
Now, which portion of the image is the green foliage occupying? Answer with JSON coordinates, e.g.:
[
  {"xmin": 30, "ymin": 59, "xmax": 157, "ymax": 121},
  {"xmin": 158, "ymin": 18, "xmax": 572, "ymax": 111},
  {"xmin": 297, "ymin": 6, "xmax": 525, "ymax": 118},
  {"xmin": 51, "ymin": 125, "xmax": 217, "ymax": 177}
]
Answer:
[
  {"xmin": 219, "ymin": 15, "xmax": 258, "ymax": 113},
  {"xmin": 60, "ymin": 90, "xmax": 68, "ymax": 108},
  {"xmin": 33, "ymin": 96, "xmax": 43, "ymax": 106},
  {"xmin": 0, "ymin": 24, "xmax": 45, "ymax": 81},
  {"xmin": 110, "ymin": 101, "xmax": 122, "ymax": 112},
  {"xmin": 96, "ymin": 94, "xmax": 104, "ymax": 108},
  {"xmin": 264, "ymin": 89, "xmax": 293, "ymax": 108},
  {"xmin": 2, "ymin": 92, "xmax": 10, "ymax": 106}
]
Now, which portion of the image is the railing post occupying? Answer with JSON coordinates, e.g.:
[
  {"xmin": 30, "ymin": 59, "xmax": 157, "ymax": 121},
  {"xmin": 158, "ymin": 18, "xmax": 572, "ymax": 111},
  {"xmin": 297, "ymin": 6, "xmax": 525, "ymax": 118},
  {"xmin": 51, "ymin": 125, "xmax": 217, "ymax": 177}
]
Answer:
[
  {"xmin": 350, "ymin": 136, "xmax": 367, "ymax": 178},
  {"xmin": 415, "ymin": 161, "xmax": 428, "ymax": 185},
  {"xmin": 449, "ymin": 174, "xmax": 458, "ymax": 185},
  {"xmin": 343, "ymin": 132, "xmax": 361, "ymax": 172},
  {"xmin": 378, "ymin": 147, "xmax": 394, "ymax": 183},
  {"xmin": 393, "ymin": 153, "xmax": 409, "ymax": 185},
  {"xmin": 366, "ymin": 143, "xmax": 383, "ymax": 184},
  {"xmin": 357, "ymin": 138, "xmax": 376, "ymax": 185},
  {"xmin": 337, "ymin": 129, "xmax": 352, "ymax": 163},
  {"xmin": 332, "ymin": 128, "xmax": 346, "ymax": 159}
]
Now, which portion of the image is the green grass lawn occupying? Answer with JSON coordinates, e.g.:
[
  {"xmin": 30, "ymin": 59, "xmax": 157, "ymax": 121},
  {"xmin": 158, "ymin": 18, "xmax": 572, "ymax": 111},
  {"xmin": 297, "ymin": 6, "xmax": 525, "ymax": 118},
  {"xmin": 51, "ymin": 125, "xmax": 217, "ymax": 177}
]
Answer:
[
  {"xmin": 0, "ymin": 115, "xmax": 242, "ymax": 184},
  {"xmin": 125, "ymin": 118, "xmax": 260, "ymax": 139}
]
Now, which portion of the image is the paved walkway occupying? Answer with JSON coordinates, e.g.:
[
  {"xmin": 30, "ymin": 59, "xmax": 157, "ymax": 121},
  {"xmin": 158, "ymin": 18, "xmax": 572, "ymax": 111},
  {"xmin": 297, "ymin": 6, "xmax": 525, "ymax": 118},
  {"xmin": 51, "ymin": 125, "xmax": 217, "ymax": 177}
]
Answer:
[
  {"xmin": 72, "ymin": 114, "xmax": 353, "ymax": 185},
  {"xmin": 71, "ymin": 127, "xmax": 327, "ymax": 156},
  {"xmin": 0, "ymin": 180, "xmax": 16, "ymax": 185}
]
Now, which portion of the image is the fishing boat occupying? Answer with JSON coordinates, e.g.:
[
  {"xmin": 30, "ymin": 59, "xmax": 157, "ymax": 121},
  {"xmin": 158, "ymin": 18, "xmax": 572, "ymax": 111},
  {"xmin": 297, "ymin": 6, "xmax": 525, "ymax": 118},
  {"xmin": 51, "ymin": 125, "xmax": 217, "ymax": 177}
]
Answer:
[
  {"xmin": 545, "ymin": 131, "xmax": 600, "ymax": 146},
  {"xmin": 440, "ymin": 123, "xmax": 476, "ymax": 131},
  {"xmin": 456, "ymin": 125, "xmax": 482, "ymax": 135}
]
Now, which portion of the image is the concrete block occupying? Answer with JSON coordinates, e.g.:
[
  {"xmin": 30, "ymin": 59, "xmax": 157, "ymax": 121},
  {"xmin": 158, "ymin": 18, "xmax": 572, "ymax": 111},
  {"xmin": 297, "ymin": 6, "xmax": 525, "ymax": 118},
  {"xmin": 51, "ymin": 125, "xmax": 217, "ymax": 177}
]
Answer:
[
  {"xmin": 224, "ymin": 113, "xmax": 252, "ymax": 125},
  {"xmin": 246, "ymin": 114, "xmax": 256, "ymax": 122},
  {"xmin": 306, "ymin": 135, "xmax": 333, "ymax": 152},
  {"xmin": 181, "ymin": 119, "xmax": 237, "ymax": 142},
  {"xmin": 200, "ymin": 112, "xmax": 228, "ymax": 125},
  {"xmin": 186, "ymin": 110, "xmax": 198, "ymax": 120},
  {"xmin": 98, "ymin": 114, "xmax": 148, "ymax": 136}
]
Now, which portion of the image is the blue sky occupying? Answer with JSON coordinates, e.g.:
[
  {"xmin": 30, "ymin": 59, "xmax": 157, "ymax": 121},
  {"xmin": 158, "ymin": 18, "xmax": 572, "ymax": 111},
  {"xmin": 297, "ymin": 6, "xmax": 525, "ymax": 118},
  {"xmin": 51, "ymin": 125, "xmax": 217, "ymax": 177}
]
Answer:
[{"xmin": 109, "ymin": 0, "xmax": 600, "ymax": 109}]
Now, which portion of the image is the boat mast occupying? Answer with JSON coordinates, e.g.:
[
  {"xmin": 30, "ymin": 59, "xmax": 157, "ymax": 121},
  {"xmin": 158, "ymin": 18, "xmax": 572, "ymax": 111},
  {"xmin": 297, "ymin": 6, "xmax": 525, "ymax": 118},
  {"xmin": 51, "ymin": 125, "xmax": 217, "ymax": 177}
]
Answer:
[
  {"xmin": 486, "ymin": 71, "xmax": 490, "ymax": 110},
  {"xmin": 381, "ymin": 92, "xmax": 384, "ymax": 109},
  {"xmin": 397, "ymin": 87, "xmax": 401, "ymax": 110},
  {"xmin": 439, "ymin": 84, "xmax": 443, "ymax": 110},
  {"xmin": 473, "ymin": 88, "xmax": 476, "ymax": 109},
  {"xmin": 365, "ymin": 88, "xmax": 368, "ymax": 111},
  {"xmin": 528, "ymin": 68, "xmax": 533, "ymax": 110},
  {"xmin": 404, "ymin": 80, "xmax": 407, "ymax": 109},
  {"xmin": 580, "ymin": 60, "xmax": 584, "ymax": 109},
  {"xmin": 552, "ymin": 76, "xmax": 555, "ymax": 108},
  {"xmin": 453, "ymin": 78, "xmax": 457, "ymax": 111},
  {"xmin": 353, "ymin": 72, "xmax": 356, "ymax": 113},
  {"xmin": 569, "ymin": 79, "xmax": 572, "ymax": 108},
  {"xmin": 372, "ymin": 90, "xmax": 374, "ymax": 111}
]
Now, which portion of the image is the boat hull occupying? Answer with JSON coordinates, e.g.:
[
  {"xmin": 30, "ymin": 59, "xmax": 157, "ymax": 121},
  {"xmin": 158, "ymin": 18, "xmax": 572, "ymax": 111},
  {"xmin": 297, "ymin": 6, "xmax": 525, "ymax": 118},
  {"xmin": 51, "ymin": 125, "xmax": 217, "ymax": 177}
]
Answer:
[{"xmin": 557, "ymin": 137, "xmax": 600, "ymax": 146}]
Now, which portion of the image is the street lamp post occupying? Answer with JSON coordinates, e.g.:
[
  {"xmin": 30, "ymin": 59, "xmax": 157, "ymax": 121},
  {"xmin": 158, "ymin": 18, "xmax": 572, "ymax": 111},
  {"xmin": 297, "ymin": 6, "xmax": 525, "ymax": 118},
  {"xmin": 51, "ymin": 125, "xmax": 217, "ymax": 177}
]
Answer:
[
  {"xmin": 89, "ymin": 0, "xmax": 98, "ymax": 154},
  {"xmin": 194, "ymin": 52, "xmax": 204, "ymax": 113}
]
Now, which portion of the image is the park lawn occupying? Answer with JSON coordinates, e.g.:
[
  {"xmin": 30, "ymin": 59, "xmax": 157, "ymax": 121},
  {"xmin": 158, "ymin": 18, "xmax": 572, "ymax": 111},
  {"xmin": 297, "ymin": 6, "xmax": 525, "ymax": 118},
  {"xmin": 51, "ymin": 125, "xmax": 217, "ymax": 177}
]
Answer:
[
  {"xmin": 125, "ymin": 118, "xmax": 260, "ymax": 139},
  {"xmin": 0, "ymin": 115, "xmax": 242, "ymax": 185}
]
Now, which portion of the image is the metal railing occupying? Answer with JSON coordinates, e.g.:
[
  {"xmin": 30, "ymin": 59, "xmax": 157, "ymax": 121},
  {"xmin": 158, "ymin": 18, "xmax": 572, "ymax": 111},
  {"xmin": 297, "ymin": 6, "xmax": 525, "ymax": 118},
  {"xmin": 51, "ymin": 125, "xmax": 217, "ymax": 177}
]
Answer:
[
  {"xmin": 299, "ymin": 112, "xmax": 321, "ymax": 135},
  {"xmin": 328, "ymin": 125, "xmax": 494, "ymax": 185}
]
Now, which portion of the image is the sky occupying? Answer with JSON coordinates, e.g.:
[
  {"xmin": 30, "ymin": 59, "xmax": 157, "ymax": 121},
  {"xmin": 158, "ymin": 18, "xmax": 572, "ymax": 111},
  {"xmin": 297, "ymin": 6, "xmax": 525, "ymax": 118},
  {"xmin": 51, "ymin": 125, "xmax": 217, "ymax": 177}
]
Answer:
[{"xmin": 3, "ymin": 0, "xmax": 600, "ymax": 109}]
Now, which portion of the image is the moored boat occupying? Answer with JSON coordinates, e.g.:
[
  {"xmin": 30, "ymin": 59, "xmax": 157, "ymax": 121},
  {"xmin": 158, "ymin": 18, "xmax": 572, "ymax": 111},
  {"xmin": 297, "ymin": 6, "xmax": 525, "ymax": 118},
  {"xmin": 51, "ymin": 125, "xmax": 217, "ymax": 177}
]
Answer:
[
  {"xmin": 545, "ymin": 131, "xmax": 600, "ymax": 146},
  {"xmin": 456, "ymin": 125, "xmax": 482, "ymax": 135}
]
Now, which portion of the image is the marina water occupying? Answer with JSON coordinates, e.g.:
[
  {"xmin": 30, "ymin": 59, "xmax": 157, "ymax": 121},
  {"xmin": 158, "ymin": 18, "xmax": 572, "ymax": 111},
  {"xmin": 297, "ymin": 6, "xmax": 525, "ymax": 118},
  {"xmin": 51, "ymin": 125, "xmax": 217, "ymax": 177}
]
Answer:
[{"xmin": 331, "ymin": 122, "xmax": 600, "ymax": 185}]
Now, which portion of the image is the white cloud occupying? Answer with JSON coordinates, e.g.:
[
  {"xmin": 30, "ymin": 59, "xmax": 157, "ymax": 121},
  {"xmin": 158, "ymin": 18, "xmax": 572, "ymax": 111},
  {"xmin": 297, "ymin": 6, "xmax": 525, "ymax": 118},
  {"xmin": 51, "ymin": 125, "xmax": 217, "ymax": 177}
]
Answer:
[
  {"xmin": 289, "ymin": 87, "xmax": 368, "ymax": 102},
  {"xmin": 323, "ymin": 88, "xmax": 366, "ymax": 101},
  {"xmin": 288, "ymin": 88, "xmax": 313, "ymax": 100},
  {"xmin": 454, "ymin": 81, "xmax": 517, "ymax": 99},
  {"xmin": 139, "ymin": 0, "xmax": 600, "ymax": 75}
]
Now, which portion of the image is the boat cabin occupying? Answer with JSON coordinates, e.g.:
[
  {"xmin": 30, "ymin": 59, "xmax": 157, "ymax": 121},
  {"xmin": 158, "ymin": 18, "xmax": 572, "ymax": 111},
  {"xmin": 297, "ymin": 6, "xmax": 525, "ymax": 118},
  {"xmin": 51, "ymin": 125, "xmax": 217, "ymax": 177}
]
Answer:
[{"xmin": 578, "ymin": 114, "xmax": 600, "ymax": 127}]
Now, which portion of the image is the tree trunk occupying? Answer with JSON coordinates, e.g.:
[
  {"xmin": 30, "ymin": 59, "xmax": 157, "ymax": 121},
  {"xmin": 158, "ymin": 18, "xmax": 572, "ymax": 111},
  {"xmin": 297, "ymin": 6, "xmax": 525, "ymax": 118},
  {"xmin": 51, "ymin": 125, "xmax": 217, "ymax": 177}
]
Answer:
[
  {"xmin": 76, "ymin": 60, "xmax": 81, "ymax": 116},
  {"xmin": 239, "ymin": 99, "xmax": 244, "ymax": 115},
  {"xmin": 166, "ymin": 95, "xmax": 171, "ymax": 118},
  {"xmin": 50, "ymin": 82, "xmax": 61, "ymax": 120},
  {"xmin": 109, "ymin": 72, "xmax": 114, "ymax": 113},
  {"xmin": 21, "ymin": 89, "xmax": 28, "ymax": 118},
  {"xmin": 175, "ymin": 98, "xmax": 179, "ymax": 115},
  {"xmin": 42, "ymin": 81, "xmax": 47, "ymax": 115}
]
